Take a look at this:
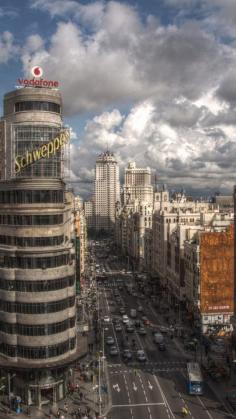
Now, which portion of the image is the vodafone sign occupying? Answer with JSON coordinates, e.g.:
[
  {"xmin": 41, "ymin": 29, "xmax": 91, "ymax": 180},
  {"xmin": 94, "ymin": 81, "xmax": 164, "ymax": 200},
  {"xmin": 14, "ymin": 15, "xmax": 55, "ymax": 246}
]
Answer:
[
  {"xmin": 31, "ymin": 66, "xmax": 43, "ymax": 78},
  {"xmin": 17, "ymin": 66, "xmax": 59, "ymax": 88}
]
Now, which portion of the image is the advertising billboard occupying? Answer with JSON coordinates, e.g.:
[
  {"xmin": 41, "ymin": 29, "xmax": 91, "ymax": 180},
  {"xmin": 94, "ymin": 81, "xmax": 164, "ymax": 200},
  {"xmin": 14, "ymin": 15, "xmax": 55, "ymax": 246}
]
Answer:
[{"xmin": 200, "ymin": 224, "xmax": 234, "ymax": 314}]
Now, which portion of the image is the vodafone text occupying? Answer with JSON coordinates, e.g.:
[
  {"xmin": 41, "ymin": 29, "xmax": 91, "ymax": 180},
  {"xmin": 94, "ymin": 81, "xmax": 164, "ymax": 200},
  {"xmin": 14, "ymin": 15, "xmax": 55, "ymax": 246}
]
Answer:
[{"xmin": 18, "ymin": 78, "xmax": 59, "ymax": 88}]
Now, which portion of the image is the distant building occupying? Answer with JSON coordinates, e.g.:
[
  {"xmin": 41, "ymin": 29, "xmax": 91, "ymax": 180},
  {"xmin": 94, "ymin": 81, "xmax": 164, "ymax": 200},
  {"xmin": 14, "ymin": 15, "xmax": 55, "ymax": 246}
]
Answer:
[
  {"xmin": 84, "ymin": 199, "xmax": 95, "ymax": 229},
  {"xmin": 123, "ymin": 162, "xmax": 153, "ymax": 206},
  {"xmin": 214, "ymin": 194, "xmax": 234, "ymax": 212},
  {"xmin": 74, "ymin": 206, "xmax": 87, "ymax": 291},
  {"xmin": 184, "ymin": 222, "xmax": 234, "ymax": 334},
  {"xmin": 94, "ymin": 151, "xmax": 120, "ymax": 233},
  {"xmin": 74, "ymin": 195, "xmax": 83, "ymax": 211},
  {"xmin": 151, "ymin": 191, "xmax": 218, "ymax": 286}
]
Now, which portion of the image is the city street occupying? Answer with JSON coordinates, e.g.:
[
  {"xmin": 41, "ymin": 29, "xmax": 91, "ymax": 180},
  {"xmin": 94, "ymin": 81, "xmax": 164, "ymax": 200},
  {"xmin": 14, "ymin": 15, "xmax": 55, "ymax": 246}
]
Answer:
[{"xmin": 91, "ymin": 241, "xmax": 235, "ymax": 419}]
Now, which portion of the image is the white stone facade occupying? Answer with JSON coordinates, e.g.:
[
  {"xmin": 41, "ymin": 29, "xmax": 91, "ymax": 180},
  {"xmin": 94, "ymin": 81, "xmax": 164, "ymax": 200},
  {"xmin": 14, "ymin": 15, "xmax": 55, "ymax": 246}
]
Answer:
[{"xmin": 94, "ymin": 151, "xmax": 120, "ymax": 232}]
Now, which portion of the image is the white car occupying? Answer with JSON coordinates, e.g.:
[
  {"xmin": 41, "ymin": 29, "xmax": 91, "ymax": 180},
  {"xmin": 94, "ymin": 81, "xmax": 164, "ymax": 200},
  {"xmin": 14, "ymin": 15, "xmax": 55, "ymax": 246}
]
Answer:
[
  {"xmin": 109, "ymin": 346, "xmax": 119, "ymax": 356},
  {"xmin": 122, "ymin": 315, "xmax": 129, "ymax": 324},
  {"xmin": 136, "ymin": 350, "xmax": 146, "ymax": 362},
  {"xmin": 106, "ymin": 336, "xmax": 115, "ymax": 345},
  {"xmin": 103, "ymin": 316, "xmax": 110, "ymax": 323}
]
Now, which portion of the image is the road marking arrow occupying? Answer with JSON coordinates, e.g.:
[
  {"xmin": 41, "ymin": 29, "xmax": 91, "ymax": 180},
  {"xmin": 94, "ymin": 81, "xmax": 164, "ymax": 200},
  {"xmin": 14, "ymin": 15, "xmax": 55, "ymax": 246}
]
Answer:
[
  {"xmin": 148, "ymin": 381, "xmax": 153, "ymax": 390},
  {"xmin": 133, "ymin": 382, "xmax": 138, "ymax": 391},
  {"xmin": 113, "ymin": 384, "xmax": 120, "ymax": 392}
]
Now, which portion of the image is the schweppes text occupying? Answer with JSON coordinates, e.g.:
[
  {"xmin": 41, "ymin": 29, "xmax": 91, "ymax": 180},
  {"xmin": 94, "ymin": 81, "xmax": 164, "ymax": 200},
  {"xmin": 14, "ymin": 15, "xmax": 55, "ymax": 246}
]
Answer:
[{"xmin": 15, "ymin": 130, "xmax": 70, "ymax": 174}]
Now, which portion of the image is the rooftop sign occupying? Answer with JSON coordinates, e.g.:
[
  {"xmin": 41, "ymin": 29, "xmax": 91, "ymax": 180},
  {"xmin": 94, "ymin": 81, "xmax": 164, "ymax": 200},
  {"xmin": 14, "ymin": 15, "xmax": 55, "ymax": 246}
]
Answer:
[
  {"xmin": 15, "ymin": 129, "xmax": 70, "ymax": 174},
  {"xmin": 17, "ymin": 66, "xmax": 59, "ymax": 88}
]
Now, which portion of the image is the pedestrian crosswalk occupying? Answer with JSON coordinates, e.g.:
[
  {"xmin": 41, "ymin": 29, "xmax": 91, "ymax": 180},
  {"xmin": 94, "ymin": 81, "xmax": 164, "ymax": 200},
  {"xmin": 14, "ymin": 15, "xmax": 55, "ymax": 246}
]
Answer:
[{"xmin": 108, "ymin": 360, "xmax": 186, "ymax": 373}]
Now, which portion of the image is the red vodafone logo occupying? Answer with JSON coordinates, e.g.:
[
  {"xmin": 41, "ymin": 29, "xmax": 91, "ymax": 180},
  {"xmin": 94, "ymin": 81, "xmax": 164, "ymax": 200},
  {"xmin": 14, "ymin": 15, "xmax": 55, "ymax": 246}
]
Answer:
[{"xmin": 31, "ymin": 66, "xmax": 43, "ymax": 78}]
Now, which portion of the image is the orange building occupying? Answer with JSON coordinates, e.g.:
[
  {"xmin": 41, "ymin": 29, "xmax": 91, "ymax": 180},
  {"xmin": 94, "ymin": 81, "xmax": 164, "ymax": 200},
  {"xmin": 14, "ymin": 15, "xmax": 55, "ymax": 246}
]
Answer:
[{"xmin": 200, "ymin": 224, "xmax": 234, "ymax": 334}]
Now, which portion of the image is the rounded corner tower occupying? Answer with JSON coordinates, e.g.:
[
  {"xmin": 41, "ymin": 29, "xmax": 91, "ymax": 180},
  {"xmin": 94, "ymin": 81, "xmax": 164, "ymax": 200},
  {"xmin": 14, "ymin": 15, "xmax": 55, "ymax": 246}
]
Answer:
[{"xmin": 0, "ymin": 84, "xmax": 77, "ymax": 407}]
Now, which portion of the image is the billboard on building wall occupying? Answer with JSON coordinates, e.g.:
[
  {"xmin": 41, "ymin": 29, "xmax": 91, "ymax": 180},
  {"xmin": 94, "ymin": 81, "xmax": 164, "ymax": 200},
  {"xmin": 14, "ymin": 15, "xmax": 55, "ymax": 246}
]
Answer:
[{"xmin": 200, "ymin": 224, "xmax": 234, "ymax": 314}]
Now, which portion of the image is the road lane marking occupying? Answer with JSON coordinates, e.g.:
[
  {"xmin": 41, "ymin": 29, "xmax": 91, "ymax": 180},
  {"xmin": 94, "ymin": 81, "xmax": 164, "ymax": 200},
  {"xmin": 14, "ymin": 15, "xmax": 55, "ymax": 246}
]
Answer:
[
  {"xmin": 197, "ymin": 396, "xmax": 215, "ymax": 419},
  {"xmin": 112, "ymin": 402, "xmax": 165, "ymax": 407},
  {"xmin": 153, "ymin": 374, "xmax": 176, "ymax": 419},
  {"xmin": 112, "ymin": 384, "xmax": 120, "ymax": 392},
  {"xmin": 148, "ymin": 381, "xmax": 153, "ymax": 390},
  {"xmin": 147, "ymin": 405, "xmax": 153, "ymax": 419},
  {"xmin": 132, "ymin": 382, "xmax": 137, "ymax": 391}
]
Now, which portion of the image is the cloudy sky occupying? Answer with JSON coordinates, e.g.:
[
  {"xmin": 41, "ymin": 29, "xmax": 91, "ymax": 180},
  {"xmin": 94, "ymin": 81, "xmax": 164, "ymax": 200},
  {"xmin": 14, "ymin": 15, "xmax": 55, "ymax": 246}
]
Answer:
[{"xmin": 0, "ymin": 0, "xmax": 236, "ymax": 198}]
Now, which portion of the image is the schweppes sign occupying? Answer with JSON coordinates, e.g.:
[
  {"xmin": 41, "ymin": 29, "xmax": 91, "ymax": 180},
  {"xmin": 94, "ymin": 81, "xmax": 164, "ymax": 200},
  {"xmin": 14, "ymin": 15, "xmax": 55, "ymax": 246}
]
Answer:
[{"xmin": 15, "ymin": 129, "xmax": 70, "ymax": 174}]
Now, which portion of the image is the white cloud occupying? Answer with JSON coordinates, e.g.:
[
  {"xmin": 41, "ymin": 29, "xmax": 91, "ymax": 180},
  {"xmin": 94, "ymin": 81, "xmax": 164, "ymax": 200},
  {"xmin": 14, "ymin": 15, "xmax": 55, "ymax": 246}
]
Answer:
[
  {"xmin": 23, "ymin": 1, "xmax": 232, "ymax": 116},
  {"xmin": 25, "ymin": 1, "xmax": 236, "ymax": 197},
  {"xmin": 0, "ymin": 31, "xmax": 18, "ymax": 64},
  {"xmin": 70, "ymin": 99, "xmax": 236, "ymax": 197}
]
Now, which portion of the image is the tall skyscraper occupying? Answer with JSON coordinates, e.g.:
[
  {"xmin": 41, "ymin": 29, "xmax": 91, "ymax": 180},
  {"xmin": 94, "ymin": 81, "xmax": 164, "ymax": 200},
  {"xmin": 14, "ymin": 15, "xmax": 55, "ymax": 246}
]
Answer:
[
  {"xmin": 94, "ymin": 151, "xmax": 120, "ymax": 232},
  {"xmin": 123, "ymin": 162, "xmax": 153, "ymax": 206},
  {"xmin": 0, "ymin": 83, "xmax": 77, "ymax": 407}
]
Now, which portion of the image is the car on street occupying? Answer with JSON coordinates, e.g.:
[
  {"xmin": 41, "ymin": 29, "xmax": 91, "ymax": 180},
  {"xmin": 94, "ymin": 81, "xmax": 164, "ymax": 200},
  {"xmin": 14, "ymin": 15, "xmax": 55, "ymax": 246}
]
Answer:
[
  {"xmin": 153, "ymin": 333, "xmax": 164, "ymax": 344},
  {"xmin": 126, "ymin": 324, "xmax": 135, "ymax": 333},
  {"xmin": 136, "ymin": 350, "xmax": 146, "ymax": 362},
  {"xmin": 122, "ymin": 349, "xmax": 132, "ymax": 360},
  {"xmin": 103, "ymin": 316, "xmax": 110, "ymax": 323},
  {"xmin": 158, "ymin": 326, "xmax": 169, "ymax": 334},
  {"xmin": 134, "ymin": 320, "xmax": 142, "ymax": 328},
  {"xmin": 115, "ymin": 324, "xmax": 122, "ymax": 332},
  {"xmin": 158, "ymin": 342, "xmax": 166, "ymax": 351},
  {"xmin": 106, "ymin": 336, "xmax": 115, "ymax": 345},
  {"xmin": 184, "ymin": 340, "xmax": 197, "ymax": 351},
  {"xmin": 109, "ymin": 346, "xmax": 119, "ymax": 356},
  {"xmin": 138, "ymin": 327, "xmax": 147, "ymax": 336},
  {"xmin": 120, "ymin": 307, "xmax": 126, "ymax": 315},
  {"xmin": 142, "ymin": 317, "xmax": 150, "ymax": 326},
  {"xmin": 122, "ymin": 315, "xmax": 129, "ymax": 324},
  {"xmin": 137, "ymin": 306, "xmax": 144, "ymax": 313},
  {"xmin": 226, "ymin": 390, "xmax": 236, "ymax": 410}
]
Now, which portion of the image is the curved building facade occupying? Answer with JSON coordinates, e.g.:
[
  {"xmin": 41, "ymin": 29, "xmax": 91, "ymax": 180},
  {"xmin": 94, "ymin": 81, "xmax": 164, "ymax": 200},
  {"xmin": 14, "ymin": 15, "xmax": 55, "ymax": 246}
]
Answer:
[{"xmin": 0, "ymin": 86, "xmax": 77, "ymax": 406}]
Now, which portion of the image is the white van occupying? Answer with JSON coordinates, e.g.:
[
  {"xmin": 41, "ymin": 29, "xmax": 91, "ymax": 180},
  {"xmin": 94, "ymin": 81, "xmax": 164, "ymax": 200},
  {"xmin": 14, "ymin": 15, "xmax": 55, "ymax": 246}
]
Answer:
[
  {"xmin": 122, "ymin": 315, "xmax": 129, "ymax": 324},
  {"xmin": 130, "ymin": 309, "xmax": 137, "ymax": 318},
  {"xmin": 153, "ymin": 332, "xmax": 164, "ymax": 344}
]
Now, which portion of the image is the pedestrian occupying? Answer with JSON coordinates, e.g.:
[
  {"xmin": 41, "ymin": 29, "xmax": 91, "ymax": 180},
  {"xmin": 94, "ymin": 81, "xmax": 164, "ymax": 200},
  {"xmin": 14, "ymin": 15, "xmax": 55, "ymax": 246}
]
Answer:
[
  {"xmin": 64, "ymin": 402, "xmax": 68, "ymax": 413},
  {"xmin": 79, "ymin": 391, "xmax": 83, "ymax": 401}
]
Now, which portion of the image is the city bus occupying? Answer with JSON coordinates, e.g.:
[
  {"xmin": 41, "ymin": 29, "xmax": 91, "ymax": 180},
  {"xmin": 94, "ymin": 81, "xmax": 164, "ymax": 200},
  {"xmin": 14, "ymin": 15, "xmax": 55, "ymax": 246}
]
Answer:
[{"xmin": 187, "ymin": 362, "xmax": 204, "ymax": 395}]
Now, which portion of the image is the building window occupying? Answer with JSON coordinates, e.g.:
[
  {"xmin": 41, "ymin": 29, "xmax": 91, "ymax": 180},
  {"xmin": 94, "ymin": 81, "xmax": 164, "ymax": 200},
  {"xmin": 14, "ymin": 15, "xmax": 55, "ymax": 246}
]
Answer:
[
  {"xmin": 0, "ymin": 296, "xmax": 75, "ymax": 314},
  {"xmin": 0, "ymin": 190, "xmax": 64, "ymax": 204},
  {"xmin": 0, "ymin": 337, "xmax": 76, "ymax": 359},
  {"xmin": 0, "ymin": 253, "xmax": 70, "ymax": 269},
  {"xmin": 0, "ymin": 214, "xmax": 63, "ymax": 226},
  {"xmin": 0, "ymin": 316, "xmax": 76, "ymax": 336},
  {"xmin": 0, "ymin": 275, "xmax": 75, "ymax": 292},
  {"xmin": 15, "ymin": 101, "xmax": 61, "ymax": 114}
]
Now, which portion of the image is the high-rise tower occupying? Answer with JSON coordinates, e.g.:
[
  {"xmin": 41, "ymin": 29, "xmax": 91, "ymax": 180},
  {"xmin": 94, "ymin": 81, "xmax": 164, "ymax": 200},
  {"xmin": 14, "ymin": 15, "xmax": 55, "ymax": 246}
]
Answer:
[
  {"xmin": 94, "ymin": 151, "xmax": 120, "ymax": 232},
  {"xmin": 0, "ymin": 83, "xmax": 77, "ymax": 407}
]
